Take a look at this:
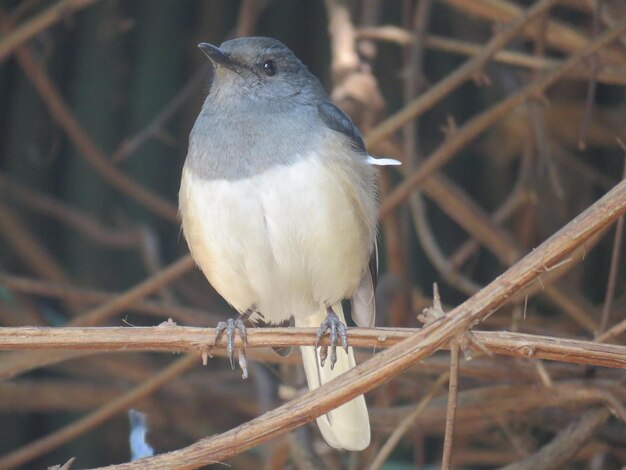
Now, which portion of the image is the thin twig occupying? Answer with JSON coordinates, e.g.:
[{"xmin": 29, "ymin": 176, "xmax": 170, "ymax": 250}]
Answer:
[
  {"xmin": 0, "ymin": 173, "xmax": 143, "ymax": 249},
  {"xmin": 368, "ymin": 373, "xmax": 449, "ymax": 470},
  {"xmin": 499, "ymin": 407, "xmax": 611, "ymax": 470},
  {"xmin": 372, "ymin": 383, "xmax": 626, "ymax": 433},
  {"xmin": 0, "ymin": 0, "xmax": 99, "ymax": 63},
  {"xmin": 0, "ymin": 200, "xmax": 68, "ymax": 283},
  {"xmin": 448, "ymin": 188, "xmax": 533, "ymax": 269},
  {"xmin": 0, "ymin": 355, "xmax": 197, "ymax": 469},
  {"xmin": 364, "ymin": 0, "xmax": 561, "ymax": 149},
  {"xmin": 0, "ymin": 273, "xmax": 217, "ymax": 325},
  {"xmin": 597, "ymin": 153, "xmax": 626, "ymax": 334},
  {"xmin": 0, "ymin": 255, "xmax": 195, "ymax": 380},
  {"xmin": 110, "ymin": 70, "xmax": 205, "ymax": 164},
  {"xmin": 2, "ymin": 22, "xmax": 179, "ymax": 221},
  {"xmin": 357, "ymin": 27, "xmax": 626, "ymax": 85},
  {"xmin": 441, "ymin": 340, "xmax": 460, "ymax": 469},
  {"xmin": 88, "ymin": 177, "xmax": 626, "ymax": 469},
  {"xmin": 378, "ymin": 16, "xmax": 626, "ymax": 219},
  {"xmin": 420, "ymin": 173, "xmax": 599, "ymax": 332},
  {"xmin": 577, "ymin": 0, "xmax": 602, "ymax": 150},
  {"xmin": 440, "ymin": 0, "xmax": 626, "ymax": 63}
]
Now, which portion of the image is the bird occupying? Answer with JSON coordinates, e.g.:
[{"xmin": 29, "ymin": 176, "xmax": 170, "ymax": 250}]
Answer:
[{"xmin": 179, "ymin": 36, "xmax": 398, "ymax": 451}]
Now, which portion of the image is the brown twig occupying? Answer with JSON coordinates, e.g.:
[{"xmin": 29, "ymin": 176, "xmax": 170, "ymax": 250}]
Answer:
[
  {"xmin": 0, "ymin": 273, "xmax": 217, "ymax": 325},
  {"xmin": 0, "ymin": 0, "xmax": 99, "ymax": 63},
  {"xmin": 0, "ymin": 173, "xmax": 143, "ymax": 249},
  {"xmin": 72, "ymin": 255, "xmax": 195, "ymax": 326},
  {"xmin": 420, "ymin": 174, "xmax": 599, "ymax": 332},
  {"xmin": 409, "ymin": 192, "xmax": 483, "ymax": 295},
  {"xmin": 378, "ymin": 16, "xmax": 626, "ymax": 219},
  {"xmin": 110, "ymin": 70, "xmax": 205, "ymax": 164},
  {"xmin": 577, "ymin": 0, "xmax": 602, "ymax": 150},
  {"xmin": 440, "ymin": 0, "xmax": 626, "ymax": 63},
  {"xmin": 324, "ymin": 0, "xmax": 360, "ymax": 81},
  {"xmin": 0, "ymin": 200, "xmax": 68, "ymax": 283},
  {"xmin": 0, "ymin": 255, "xmax": 195, "ymax": 380},
  {"xmin": 83, "ymin": 174, "xmax": 626, "ymax": 469},
  {"xmin": 357, "ymin": 27, "xmax": 626, "ymax": 85},
  {"xmin": 4, "ymin": 27, "xmax": 179, "ymax": 222},
  {"xmin": 421, "ymin": 174, "xmax": 520, "ymax": 266},
  {"xmin": 441, "ymin": 340, "xmax": 460, "ymax": 469},
  {"xmin": 2, "ymin": 326, "xmax": 626, "ymax": 370},
  {"xmin": 364, "ymin": 0, "xmax": 561, "ymax": 150},
  {"xmin": 448, "ymin": 188, "xmax": 533, "ymax": 270},
  {"xmin": 368, "ymin": 373, "xmax": 449, "ymax": 470},
  {"xmin": 232, "ymin": 0, "xmax": 271, "ymax": 37},
  {"xmin": 597, "ymin": 154, "xmax": 626, "ymax": 334},
  {"xmin": 0, "ymin": 355, "xmax": 197, "ymax": 469},
  {"xmin": 371, "ymin": 380, "xmax": 626, "ymax": 423},
  {"xmin": 499, "ymin": 407, "xmax": 611, "ymax": 470}
]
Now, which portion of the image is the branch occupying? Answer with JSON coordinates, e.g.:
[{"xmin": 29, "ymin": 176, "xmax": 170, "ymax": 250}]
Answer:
[
  {"xmin": 378, "ymin": 16, "xmax": 626, "ymax": 218},
  {"xmin": 85, "ymin": 175, "xmax": 626, "ymax": 469},
  {"xmin": 364, "ymin": 0, "xmax": 561, "ymax": 149},
  {"xmin": 1, "ymin": 326, "xmax": 626, "ymax": 370},
  {"xmin": 441, "ymin": 341, "xmax": 460, "ymax": 469},
  {"xmin": 357, "ymin": 27, "xmax": 626, "ymax": 86},
  {"xmin": 0, "ymin": 255, "xmax": 195, "ymax": 380},
  {"xmin": 440, "ymin": 0, "xmax": 626, "ymax": 63},
  {"xmin": 0, "ymin": 0, "xmax": 99, "ymax": 63},
  {"xmin": 500, "ymin": 407, "xmax": 611, "ymax": 470},
  {"xmin": 0, "ymin": 355, "xmax": 197, "ymax": 469},
  {"xmin": 0, "ymin": 17, "xmax": 179, "ymax": 222}
]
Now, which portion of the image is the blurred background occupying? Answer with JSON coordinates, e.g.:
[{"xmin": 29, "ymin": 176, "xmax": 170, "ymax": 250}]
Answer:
[{"xmin": 1, "ymin": 0, "xmax": 626, "ymax": 468}]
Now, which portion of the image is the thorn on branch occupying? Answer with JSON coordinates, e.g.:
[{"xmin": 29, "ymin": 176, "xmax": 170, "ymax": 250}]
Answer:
[
  {"xmin": 471, "ymin": 70, "xmax": 491, "ymax": 86},
  {"xmin": 439, "ymin": 115, "xmax": 458, "ymax": 141}
]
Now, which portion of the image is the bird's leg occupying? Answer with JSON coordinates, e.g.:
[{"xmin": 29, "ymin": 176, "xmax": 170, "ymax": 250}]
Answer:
[
  {"xmin": 315, "ymin": 307, "xmax": 348, "ymax": 370},
  {"xmin": 215, "ymin": 309, "xmax": 250, "ymax": 379}
]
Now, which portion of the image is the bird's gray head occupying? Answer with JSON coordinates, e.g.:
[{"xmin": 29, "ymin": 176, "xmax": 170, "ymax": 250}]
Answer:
[
  {"xmin": 187, "ymin": 36, "xmax": 367, "ymax": 181},
  {"xmin": 198, "ymin": 37, "xmax": 326, "ymax": 110}
]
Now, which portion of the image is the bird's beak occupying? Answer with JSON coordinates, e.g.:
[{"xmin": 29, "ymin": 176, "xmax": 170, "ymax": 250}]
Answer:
[{"xmin": 198, "ymin": 43, "xmax": 238, "ymax": 70}]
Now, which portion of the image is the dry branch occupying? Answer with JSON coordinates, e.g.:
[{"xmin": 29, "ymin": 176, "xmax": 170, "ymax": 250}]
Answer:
[
  {"xmin": 357, "ymin": 27, "xmax": 626, "ymax": 85},
  {"xmin": 0, "ymin": 0, "xmax": 99, "ymax": 62},
  {"xmin": 0, "ymin": 23, "xmax": 179, "ymax": 222},
  {"xmin": 1, "ymin": 326, "xmax": 625, "ymax": 370},
  {"xmin": 0, "ymin": 355, "xmax": 197, "ymax": 469},
  {"xmin": 379, "ymin": 16, "xmax": 626, "ymax": 218},
  {"xmin": 500, "ymin": 407, "xmax": 611, "ymax": 470},
  {"xmin": 87, "ymin": 178, "xmax": 626, "ymax": 469},
  {"xmin": 365, "ymin": 0, "xmax": 560, "ymax": 149},
  {"xmin": 0, "ymin": 255, "xmax": 195, "ymax": 381}
]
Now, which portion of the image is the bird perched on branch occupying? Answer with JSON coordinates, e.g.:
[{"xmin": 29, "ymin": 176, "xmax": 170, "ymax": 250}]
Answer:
[{"xmin": 180, "ymin": 36, "xmax": 398, "ymax": 451}]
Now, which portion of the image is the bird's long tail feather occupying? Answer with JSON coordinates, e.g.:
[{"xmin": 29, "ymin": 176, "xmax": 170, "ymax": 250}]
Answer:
[{"xmin": 296, "ymin": 303, "xmax": 370, "ymax": 451}]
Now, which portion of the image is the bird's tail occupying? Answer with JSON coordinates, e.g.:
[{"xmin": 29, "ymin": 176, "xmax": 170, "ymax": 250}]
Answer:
[{"xmin": 295, "ymin": 303, "xmax": 370, "ymax": 451}]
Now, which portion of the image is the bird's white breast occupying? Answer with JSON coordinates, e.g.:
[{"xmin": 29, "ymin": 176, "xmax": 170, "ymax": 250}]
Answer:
[{"xmin": 179, "ymin": 152, "xmax": 374, "ymax": 324}]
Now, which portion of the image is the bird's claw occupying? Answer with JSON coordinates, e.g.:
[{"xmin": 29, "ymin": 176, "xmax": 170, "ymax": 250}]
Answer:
[
  {"xmin": 315, "ymin": 311, "xmax": 348, "ymax": 370},
  {"xmin": 215, "ymin": 318, "xmax": 248, "ymax": 379}
]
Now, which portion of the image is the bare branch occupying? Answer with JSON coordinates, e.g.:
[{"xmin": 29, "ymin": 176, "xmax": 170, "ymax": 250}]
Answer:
[{"xmin": 87, "ymin": 176, "xmax": 626, "ymax": 468}]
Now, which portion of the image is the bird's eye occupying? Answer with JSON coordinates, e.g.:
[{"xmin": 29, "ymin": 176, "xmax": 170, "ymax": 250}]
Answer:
[{"xmin": 262, "ymin": 60, "xmax": 276, "ymax": 77}]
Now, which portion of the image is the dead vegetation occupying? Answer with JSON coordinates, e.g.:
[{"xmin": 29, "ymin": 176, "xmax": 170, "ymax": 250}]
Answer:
[{"xmin": 0, "ymin": 0, "xmax": 626, "ymax": 469}]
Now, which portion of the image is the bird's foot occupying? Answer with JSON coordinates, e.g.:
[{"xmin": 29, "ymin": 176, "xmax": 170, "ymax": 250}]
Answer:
[
  {"xmin": 215, "ymin": 317, "xmax": 248, "ymax": 379},
  {"xmin": 315, "ymin": 309, "xmax": 348, "ymax": 370}
]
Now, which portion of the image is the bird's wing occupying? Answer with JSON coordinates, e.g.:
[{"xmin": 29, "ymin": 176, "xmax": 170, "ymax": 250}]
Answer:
[
  {"xmin": 317, "ymin": 101, "xmax": 366, "ymax": 153},
  {"xmin": 318, "ymin": 100, "xmax": 377, "ymax": 328},
  {"xmin": 351, "ymin": 243, "xmax": 377, "ymax": 328}
]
